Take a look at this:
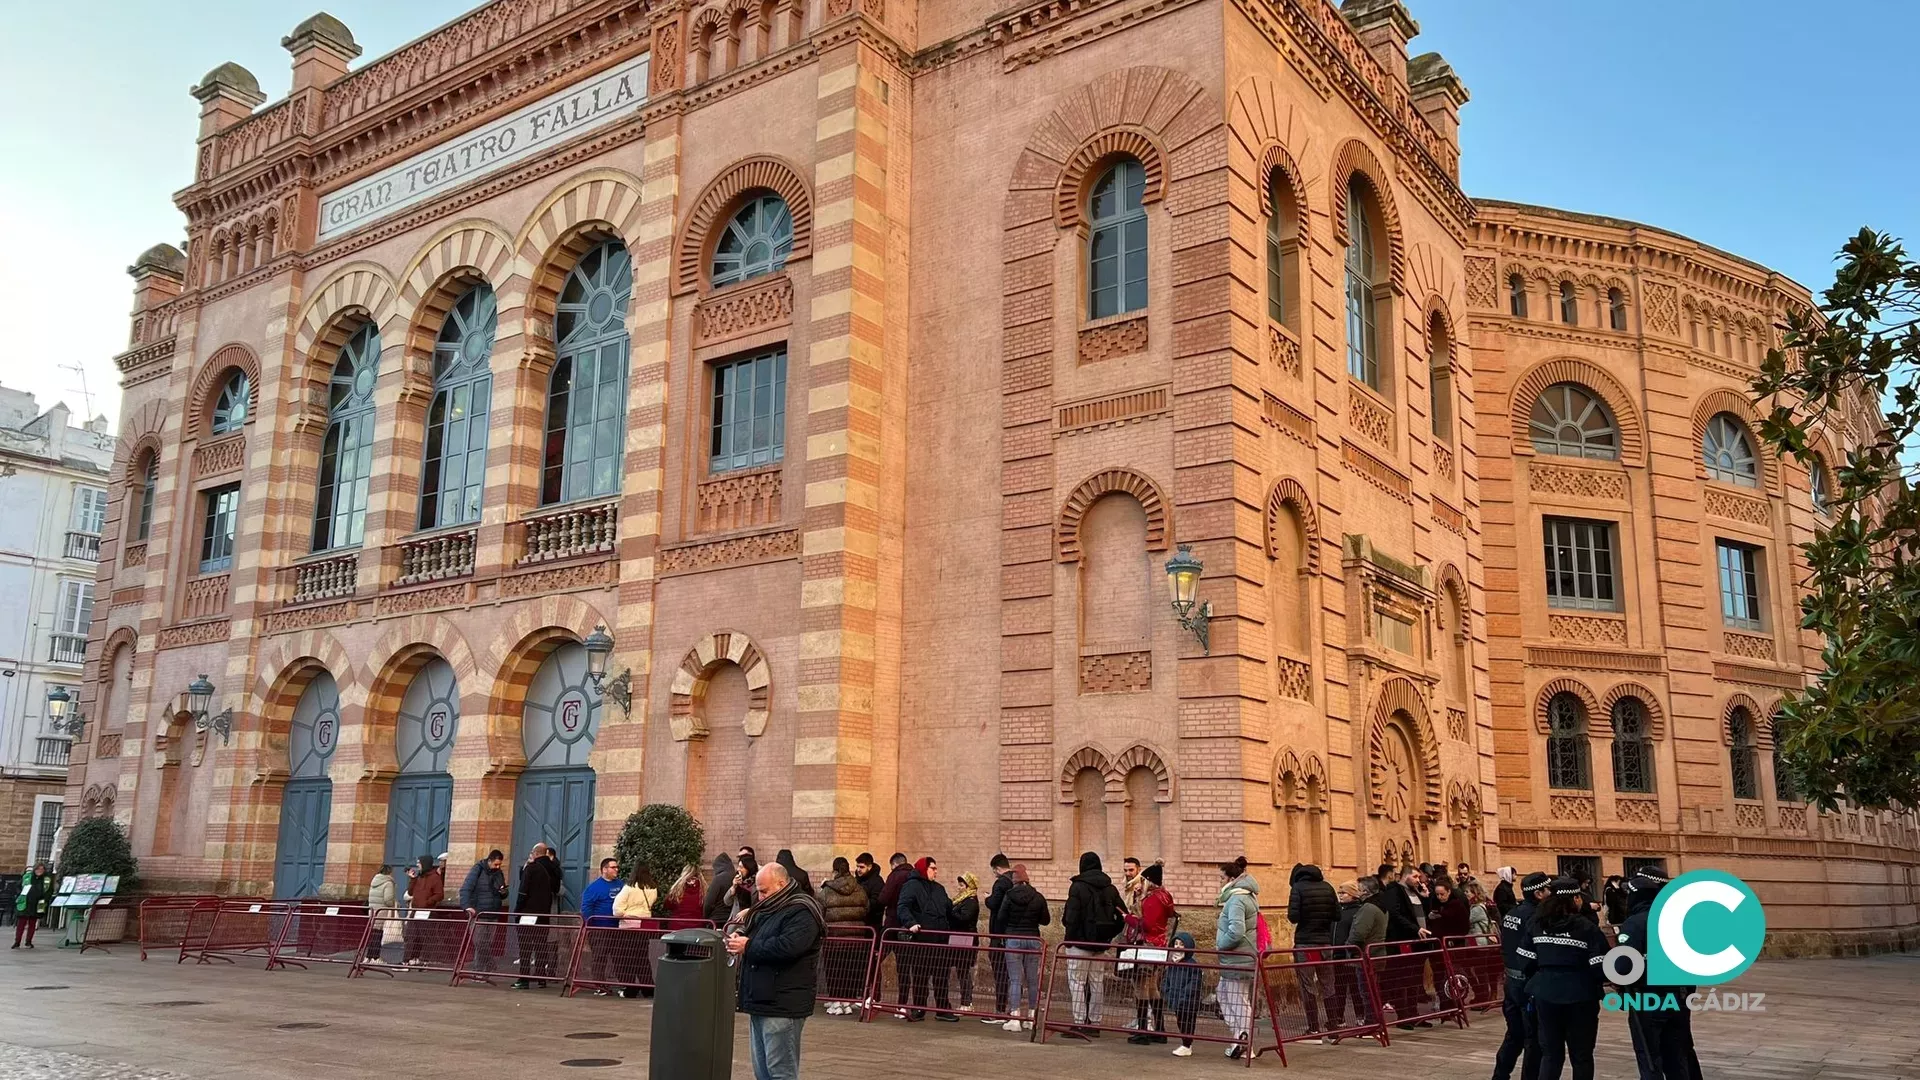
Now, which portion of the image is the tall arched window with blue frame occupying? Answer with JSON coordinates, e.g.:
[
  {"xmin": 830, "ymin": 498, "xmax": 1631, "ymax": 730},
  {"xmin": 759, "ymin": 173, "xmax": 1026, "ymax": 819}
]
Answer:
[
  {"xmin": 313, "ymin": 323, "xmax": 380, "ymax": 551},
  {"xmin": 419, "ymin": 284, "xmax": 497, "ymax": 529},
  {"xmin": 542, "ymin": 241, "xmax": 633, "ymax": 505}
]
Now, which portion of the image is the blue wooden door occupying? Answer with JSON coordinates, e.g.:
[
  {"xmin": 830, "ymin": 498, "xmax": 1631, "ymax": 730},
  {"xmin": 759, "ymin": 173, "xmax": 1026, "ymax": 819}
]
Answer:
[
  {"xmin": 384, "ymin": 773, "xmax": 453, "ymax": 902},
  {"xmin": 510, "ymin": 768, "xmax": 595, "ymax": 912},
  {"xmin": 274, "ymin": 778, "xmax": 332, "ymax": 900}
]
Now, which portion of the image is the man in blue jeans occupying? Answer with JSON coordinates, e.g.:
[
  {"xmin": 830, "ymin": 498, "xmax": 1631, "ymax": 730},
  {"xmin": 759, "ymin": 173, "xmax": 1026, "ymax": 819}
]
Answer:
[{"xmin": 725, "ymin": 862, "xmax": 823, "ymax": 1080}]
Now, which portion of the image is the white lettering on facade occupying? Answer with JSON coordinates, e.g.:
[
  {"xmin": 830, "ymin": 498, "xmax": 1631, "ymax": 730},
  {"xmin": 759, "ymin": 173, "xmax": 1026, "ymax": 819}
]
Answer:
[{"xmin": 317, "ymin": 56, "xmax": 649, "ymax": 241}]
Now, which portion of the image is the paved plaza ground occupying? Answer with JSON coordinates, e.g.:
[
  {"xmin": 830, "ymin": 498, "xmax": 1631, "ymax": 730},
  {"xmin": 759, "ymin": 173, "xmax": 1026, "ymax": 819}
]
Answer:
[{"xmin": 0, "ymin": 944, "xmax": 1915, "ymax": 1078}]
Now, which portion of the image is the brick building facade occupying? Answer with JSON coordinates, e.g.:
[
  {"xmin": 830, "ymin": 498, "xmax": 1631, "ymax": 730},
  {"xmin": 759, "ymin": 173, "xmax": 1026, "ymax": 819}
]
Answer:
[{"xmin": 64, "ymin": 0, "xmax": 1917, "ymax": 949}]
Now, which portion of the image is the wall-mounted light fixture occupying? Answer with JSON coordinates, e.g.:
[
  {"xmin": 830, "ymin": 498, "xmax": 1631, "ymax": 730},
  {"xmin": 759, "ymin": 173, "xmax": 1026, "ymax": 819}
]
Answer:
[
  {"xmin": 1164, "ymin": 544, "xmax": 1212, "ymax": 654},
  {"xmin": 582, "ymin": 625, "xmax": 632, "ymax": 718}
]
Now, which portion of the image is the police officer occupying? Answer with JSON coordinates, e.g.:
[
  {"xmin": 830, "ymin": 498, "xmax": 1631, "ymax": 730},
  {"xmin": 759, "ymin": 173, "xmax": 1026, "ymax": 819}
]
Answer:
[
  {"xmin": 1616, "ymin": 869, "xmax": 1702, "ymax": 1079},
  {"xmin": 1491, "ymin": 871, "xmax": 1552, "ymax": 1080},
  {"xmin": 1519, "ymin": 877, "xmax": 1609, "ymax": 1080}
]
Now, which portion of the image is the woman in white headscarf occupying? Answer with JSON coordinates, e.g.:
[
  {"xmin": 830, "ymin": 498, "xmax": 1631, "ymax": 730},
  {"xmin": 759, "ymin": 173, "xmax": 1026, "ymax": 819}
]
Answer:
[{"xmin": 1493, "ymin": 866, "xmax": 1518, "ymax": 916}]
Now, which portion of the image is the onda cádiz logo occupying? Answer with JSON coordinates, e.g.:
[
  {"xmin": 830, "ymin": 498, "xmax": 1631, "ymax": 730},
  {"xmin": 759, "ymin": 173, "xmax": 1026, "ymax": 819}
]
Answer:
[{"xmin": 1603, "ymin": 870, "xmax": 1768, "ymax": 1013}]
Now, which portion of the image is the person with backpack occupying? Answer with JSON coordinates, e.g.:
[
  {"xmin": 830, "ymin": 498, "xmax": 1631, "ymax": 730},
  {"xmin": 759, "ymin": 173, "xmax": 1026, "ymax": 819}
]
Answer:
[
  {"xmin": 1214, "ymin": 856, "xmax": 1263, "ymax": 1060},
  {"xmin": 1061, "ymin": 851, "xmax": 1126, "ymax": 1036},
  {"xmin": 1285, "ymin": 862, "xmax": 1340, "ymax": 1036},
  {"xmin": 1127, "ymin": 862, "xmax": 1176, "ymax": 1045}
]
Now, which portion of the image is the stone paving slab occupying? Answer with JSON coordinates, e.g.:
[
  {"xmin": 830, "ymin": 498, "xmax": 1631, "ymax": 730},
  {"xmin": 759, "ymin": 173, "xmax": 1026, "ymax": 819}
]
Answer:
[{"xmin": 1, "ymin": 945, "xmax": 1916, "ymax": 1077}]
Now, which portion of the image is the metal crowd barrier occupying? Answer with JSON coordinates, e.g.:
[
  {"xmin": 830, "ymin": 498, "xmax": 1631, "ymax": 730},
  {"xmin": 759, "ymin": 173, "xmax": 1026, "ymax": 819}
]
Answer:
[
  {"xmin": 453, "ymin": 912, "xmax": 583, "ymax": 987},
  {"xmin": 1034, "ymin": 940, "xmax": 1272, "ymax": 1064},
  {"xmin": 352, "ymin": 906, "xmax": 471, "ymax": 979},
  {"xmin": 1254, "ymin": 945, "xmax": 1388, "ymax": 1058},
  {"xmin": 1362, "ymin": 940, "xmax": 1469, "ymax": 1031},
  {"xmin": 267, "ymin": 902, "xmax": 375, "ymax": 972},
  {"xmin": 195, "ymin": 901, "xmax": 293, "ymax": 965},
  {"xmin": 862, "ymin": 928, "xmax": 1021, "ymax": 1025},
  {"xmin": 1439, "ymin": 935, "xmax": 1504, "ymax": 1013},
  {"xmin": 815, "ymin": 924, "xmax": 878, "ymax": 1010},
  {"xmin": 563, "ymin": 917, "xmax": 715, "ymax": 997}
]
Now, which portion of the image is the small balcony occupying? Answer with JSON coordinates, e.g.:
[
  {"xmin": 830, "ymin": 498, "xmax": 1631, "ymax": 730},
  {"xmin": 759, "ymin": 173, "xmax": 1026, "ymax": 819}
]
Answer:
[
  {"xmin": 516, "ymin": 499, "xmax": 618, "ymax": 566},
  {"xmin": 35, "ymin": 736, "xmax": 72, "ymax": 768},
  {"xmin": 64, "ymin": 531, "xmax": 101, "ymax": 561},
  {"xmin": 290, "ymin": 550, "xmax": 359, "ymax": 604},
  {"xmin": 48, "ymin": 633, "xmax": 87, "ymax": 665},
  {"xmin": 396, "ymin": 527, "xmax": 478, "ymax": 587}
]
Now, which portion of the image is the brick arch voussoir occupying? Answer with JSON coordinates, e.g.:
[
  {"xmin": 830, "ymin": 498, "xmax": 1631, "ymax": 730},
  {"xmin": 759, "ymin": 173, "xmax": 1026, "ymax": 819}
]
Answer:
[
  {"xmin": 1328, "ymin": 138, "xmax": 1406, "ymax": 292},
  {"xmin": 674, "ymin": 155, "xmax": 813, "ymax": 295},
  {"xmin": 1722, "ymin": 692, "xmax": 1763, "ymax": 745},
  {"xmin": 1057, "ymin": 468, "xmax": 1170, "ymax": 562},
  {"xmin": 668, "ymin": 629, "xmax": 771, "ymax": 741},
  {"xmin": 186, "ymin": 342, "xmax": 262, "ymax": 442},
  {"xmin": 1052, "ymin": 128, "xmax": 1168, "ymax": 231},
  {"xmin": 1535, "ymin": 676, "xmax": 1601, "ymax": 734},
  {"xmin": 1434, "ymin": 562, "xmax": 1468, "ymax": 637},
  {"xmin": 1599, "ymin": 681, "xmax": 1666, "ymax": 741},
  {"xmin": 482, "ymin": 593, "xmax": 609, "ymax": 717},
  {"xmin": 1272, "ymin": 746, "xmax": 1305, "ymax": 808},
  {"xmin": 1264, "ymin": 476, "xmax": 1319, "ymax": 570},
  {"xmin": 117, "ymin": 399, "xmax": 169, "ymax": 483},
  {"xmin": 1508, "ymin": 356, "xmax": 1646, "ymax": 465},
  {"xmin": 394, "ymin": 221, "xmax": 522, "ymax": 372},
  {"xmin": 1368, "ymin": 676, "xmax": 1440, "ymax": 819},
  {"xmin": 365, "ymin": 616, "xmax": 480, "ymax": 724},
  {"xmin": 1691, "ymin": 389, "xmax": 1780, "ymax": 491},
  {"xmin": 294, "ymin": 261, "xmax": 396, "ymax": 359},
  {"xmin": 1058, "ymin": 744, "xmax": 1114, "ymax": 803},
  {"xmin": 515, "ymin": 168, "xmax": 646, "ymax": 341},
  {"xmin": 1109, "ymin": 742, "xmax": 1173, "ymax": 802}
]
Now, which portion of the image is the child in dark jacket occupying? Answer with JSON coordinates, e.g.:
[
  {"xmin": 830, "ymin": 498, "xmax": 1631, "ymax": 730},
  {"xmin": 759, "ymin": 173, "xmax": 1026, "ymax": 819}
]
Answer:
[{"xmin": 1161, "ymin": 931, "xmax": 1203, "ymax": 1057}]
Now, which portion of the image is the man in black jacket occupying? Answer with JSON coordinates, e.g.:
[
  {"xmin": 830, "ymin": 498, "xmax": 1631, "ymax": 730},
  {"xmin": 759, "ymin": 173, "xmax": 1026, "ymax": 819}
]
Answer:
[
  {"xmin": 727, "ymin": 863, "xmax": 823, "ymax": 1080},
  {"xmin": 1616, "ymin": 869, "xmax": 1701, "ymax": 1080},
  {"xmin": 512, "ymin": 842, "xmax": 564, "ymax": 989},
  {"xmin": 1490, "ymin": 871, "xmax": 1551, "ymax": 1080},
  {"xmin": 853, "ymin": 853, "xmax": 883, "ymax": 929},
  {"xmin": 983, "ymin": 852, "xmax": 1013, "ymax": 1018},
  {"xmin": 458, "ymin": 850, "xmax": 508, "ymax": 973},
  {"xmin": 875, "ymin": 853, "xmax": 915, "ymax": 1011},
  {"xmin": 1060, "ymin": 851, "xmax": 1125, "ymax": 1035},
  {"xmin": 1286, "ymin": 863, "xmax": 1341, "ymax": 1033}
]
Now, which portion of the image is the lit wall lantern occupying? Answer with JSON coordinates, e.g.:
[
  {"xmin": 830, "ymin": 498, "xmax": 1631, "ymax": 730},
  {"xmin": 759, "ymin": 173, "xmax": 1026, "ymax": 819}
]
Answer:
[
  {"xmin": 582, "ymin": 624, "xmax": 632, "ymax": 718},
  {"xmin": 1164, "ymin": 543, "xmax": 1212, "ymax": 654},
  {"xmin": 46, "ymin": 685, "xmax": 86, "ymax": 738}
]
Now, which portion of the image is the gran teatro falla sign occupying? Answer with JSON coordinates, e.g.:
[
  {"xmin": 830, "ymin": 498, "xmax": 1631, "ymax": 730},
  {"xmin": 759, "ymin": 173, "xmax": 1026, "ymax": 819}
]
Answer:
[{"xmin": 317, "ymin": 54, "xmax": 650, "ymax": 241}]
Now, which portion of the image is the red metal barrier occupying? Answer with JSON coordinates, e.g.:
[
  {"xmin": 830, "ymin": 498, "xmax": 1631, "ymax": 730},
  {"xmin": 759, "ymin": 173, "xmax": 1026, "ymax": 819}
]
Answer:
[
  {"xmin": 1034, "ymin": 940, "xmax": 1271, "ymax": 1064},
  {"xmin": 1361, "ymin": 940, "xmax": 1468, "ymax": 1031},
  {"xmin": 1440, "ymin": 935, "xmax": 1503, "ymax": 1013},
  {"xmin": 267, "ymin": 903, "xmax": 376, "ymax": 972},
  {"xmin": 863, "ymin": 928, "xmax": 1025, "ymax": 1025},
  {"xmin": 562, "ymin": 918, "xmax": 715, "ymax": 997},
  {"xmin": 135, "ymin": 897, "xmax": 220, "ymax": 962},
  {"xmin": 195, "ymin": 901, "xmax": 293, "ymax": 965},
  {"xmin": 1256, "ymin": 945, "xmax": 1389, "ymax": 1056},
  {"xmin": 352, "ymin": 907, "xmax": 471, "ymax": 979},
  {"xmin": 815, "ymin": 925, "xmax": 878, "ymax": 1010},
  {"xmin": 453, "ymin": 912, "xmax": 583, "ymax": 988}
]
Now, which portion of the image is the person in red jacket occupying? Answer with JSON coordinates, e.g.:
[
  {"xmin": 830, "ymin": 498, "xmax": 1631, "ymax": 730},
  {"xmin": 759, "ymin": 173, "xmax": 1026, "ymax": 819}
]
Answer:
[{"xmin": 1128, "ymin": 863, "xmax": 1177, "ymax": 1045}]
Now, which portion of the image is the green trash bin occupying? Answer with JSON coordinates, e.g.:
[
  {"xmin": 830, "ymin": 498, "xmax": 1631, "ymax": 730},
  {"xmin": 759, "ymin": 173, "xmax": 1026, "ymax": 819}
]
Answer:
[{"xmin": 651, "ymin": 927, "xmax": 734, "ymax": 1078}]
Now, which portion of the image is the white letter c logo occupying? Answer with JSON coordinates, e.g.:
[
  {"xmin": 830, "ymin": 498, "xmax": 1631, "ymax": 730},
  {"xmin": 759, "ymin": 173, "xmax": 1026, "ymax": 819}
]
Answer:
[{"xmin": 1657, "ymin": 879, "xmax": 1747, "ymax": 978}]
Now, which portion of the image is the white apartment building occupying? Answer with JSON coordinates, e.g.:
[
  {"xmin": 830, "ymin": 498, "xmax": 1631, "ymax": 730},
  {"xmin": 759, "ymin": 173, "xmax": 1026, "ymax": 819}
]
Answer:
[{"xmin": 0, "ymin": 383, "xmax": 114, "ymax": 871}]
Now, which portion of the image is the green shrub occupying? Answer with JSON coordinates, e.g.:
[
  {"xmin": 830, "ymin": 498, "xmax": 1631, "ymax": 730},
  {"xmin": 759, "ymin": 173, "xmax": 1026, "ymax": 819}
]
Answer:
[
  {"xmin": 55, "ymin": 817, "xmax": 138, "ymax": 888},
  {"xmin": 612, "ymin": 804, "xmax": 705, "ymax": 912}
]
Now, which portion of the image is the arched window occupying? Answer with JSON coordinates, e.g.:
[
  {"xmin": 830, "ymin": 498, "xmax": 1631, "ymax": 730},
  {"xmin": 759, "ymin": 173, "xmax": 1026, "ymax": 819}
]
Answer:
[
  {"xmin": 1702, "ymin": 413, "xmax": 1759, "ymax": 487},
  {"xmin": 1809, "ymin": 452, "xmax": 1831, "ymax": 516},
  {"xmin": 1088, "ymin": 158, "xmax": 1148, "ymax": 320},
  {"xmin": 1266, "ymin": 172, "xmax": 1290, "ymax": 325},
  {"xmin": 1772, "ymin": 738, "xmax": 1798, "ymax": 802},
  {"xmin": 134, "ymin": 452, "xmax": 158, "ymax": 542},
  {"xmin": 1428, "ymin": 312, "xmax": 1453, "ymax": 443},
  {"xmin": 1344, "ymin": 176, "xmax": 1380, "ymax": 387},
  {"xmin": 542, "ymin": 240, "xmax": 633, "ymax": 505},
  {"xmin": 1610, "ymin": 697, "xmax": 1654, "ymax": 794},
  {"xmin": 1546, "ymin": 692, "xmax": 1591, "ymax": 790},
  {"xmin": 419, "ymin": 284, "xmax": 497, "ymax": 529},
  {"xmin": 1529, "ymin": 382, "xmax": 1618, "ymax": 460},
  {"xmin": 1509, "ymin": 273, "xmax": 1528, "ymax": 318},
  {"xmin": 312, "ymin": 323, "xmax": 380, "ymax": 551},
  {"xmin": 1608, "ymin": 288, "xmax": 1627, "ymax": 331},
  {"xmin": 1559, "ymin": 281, "xmax": 1578, "ymax": 325},
  {"xmin": 1728, "ymin": 707, "xmax": 1759, "ymax": 799},
  {"xmin": 710, "ymin": 194, "xmax": 793, "ymax": 289},
  {"xmin": 210, "ymin": 371, "xmax": 250, "ymax": 435}
]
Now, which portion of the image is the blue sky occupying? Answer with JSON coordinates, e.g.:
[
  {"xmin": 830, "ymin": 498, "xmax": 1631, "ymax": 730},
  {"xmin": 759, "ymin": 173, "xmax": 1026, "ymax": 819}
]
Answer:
[{"xmin": 1, "ymin": 1, "xmax": 1912, "ymax": 424}]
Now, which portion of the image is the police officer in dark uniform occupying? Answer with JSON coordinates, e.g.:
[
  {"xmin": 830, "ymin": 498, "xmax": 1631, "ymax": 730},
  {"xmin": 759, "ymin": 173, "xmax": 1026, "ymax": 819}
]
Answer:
[
  {"xmin": 1518, "ymin": 877, "xmax": 1609, "ymax": 1080},
  {"xmin": 1491, "ymin": 871, "xmax": 1552, "ymax": 1080},
  {"xmin": 1616, "ymin": 869, "xmax": 1703, "ymax": 1079}
]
